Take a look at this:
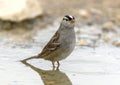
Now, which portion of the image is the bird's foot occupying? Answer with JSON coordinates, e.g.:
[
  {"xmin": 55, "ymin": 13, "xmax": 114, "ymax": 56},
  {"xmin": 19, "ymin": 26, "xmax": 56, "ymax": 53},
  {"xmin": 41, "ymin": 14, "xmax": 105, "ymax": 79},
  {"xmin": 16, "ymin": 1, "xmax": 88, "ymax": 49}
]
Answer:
[{"xmin": 52, "ymin": 61, "xmax": 60, "ymax": 70}]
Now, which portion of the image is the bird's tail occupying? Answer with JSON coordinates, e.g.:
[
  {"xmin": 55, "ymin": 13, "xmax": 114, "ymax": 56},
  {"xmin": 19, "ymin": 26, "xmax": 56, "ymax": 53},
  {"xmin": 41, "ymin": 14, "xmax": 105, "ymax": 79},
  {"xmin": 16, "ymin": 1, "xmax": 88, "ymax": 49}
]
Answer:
[{"xmin": 21, "ymin": 55, "xmax": 39, "ymax": 62}]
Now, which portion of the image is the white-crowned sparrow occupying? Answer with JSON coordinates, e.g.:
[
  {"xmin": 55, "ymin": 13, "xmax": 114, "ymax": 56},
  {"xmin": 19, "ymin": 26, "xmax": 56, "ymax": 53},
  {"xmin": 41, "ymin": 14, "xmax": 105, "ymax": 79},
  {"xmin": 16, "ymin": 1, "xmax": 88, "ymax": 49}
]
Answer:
[{"xmin": 23, "ymin": 15, "xmax": 76, "ymax": 70}]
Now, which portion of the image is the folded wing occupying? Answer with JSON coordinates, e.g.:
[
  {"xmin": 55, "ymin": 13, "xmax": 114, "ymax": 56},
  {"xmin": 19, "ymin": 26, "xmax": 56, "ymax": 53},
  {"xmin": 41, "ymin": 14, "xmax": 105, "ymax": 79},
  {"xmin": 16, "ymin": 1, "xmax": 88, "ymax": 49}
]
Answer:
[{"xmin": 39, "ymin": 31, "xmax": 60, "ymax": 58}]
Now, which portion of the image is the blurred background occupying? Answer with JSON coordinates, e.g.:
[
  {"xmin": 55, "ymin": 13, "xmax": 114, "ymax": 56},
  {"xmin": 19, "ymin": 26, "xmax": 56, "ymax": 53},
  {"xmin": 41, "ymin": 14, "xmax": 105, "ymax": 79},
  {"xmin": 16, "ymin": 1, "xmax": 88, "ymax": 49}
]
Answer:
[
  {"xmin": 0, "ymin": 0, "xmax": 120, "ymax": 47},
  {"xmin": 0, "ymin": 0, "xmax": 120, "ymax": 85}
]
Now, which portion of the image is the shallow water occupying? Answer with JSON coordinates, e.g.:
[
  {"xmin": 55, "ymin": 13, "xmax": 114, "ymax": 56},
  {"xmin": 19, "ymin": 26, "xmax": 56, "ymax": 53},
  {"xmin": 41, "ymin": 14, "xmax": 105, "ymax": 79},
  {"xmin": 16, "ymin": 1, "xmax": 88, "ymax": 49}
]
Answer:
[{"xmin": 1, "ymin": 25, "xmax": 120, "ymax": 85}]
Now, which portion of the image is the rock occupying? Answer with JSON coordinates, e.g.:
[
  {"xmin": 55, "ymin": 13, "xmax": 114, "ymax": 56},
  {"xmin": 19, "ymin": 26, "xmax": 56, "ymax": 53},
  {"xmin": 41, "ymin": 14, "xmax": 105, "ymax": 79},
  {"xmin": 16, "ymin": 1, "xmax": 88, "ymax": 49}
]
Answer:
[
  {"xmin": 78, "ymin": 9, "xmax": 89, "ymax": 18},
  {"xmin": 112, "ymin": 40, "xmax": 120, "ymax": 47},
  {"xmin": 90, "ymin": 8, "xmax": 103, "ymax": 16},
  {"xmin": 102, "ymin": 21, "xmax": 116, "ymax": 32},
  {"xmin": 116, "ymin": 15, "xmax": 120, "ymax": 25},
  {"xmin": 116, "ymin": 15, "xmax": 120, "ymax": 20},
  {"xmin": 0, "ymin": 0, "xmax": 43, "ymax": 21},
  {"xmin": 77, "ymin": 39, "xmax": 87, "ymax": 46},
  {"xmin": 103, "ymin": 36, "xmax": 110, "ymax": 43}
]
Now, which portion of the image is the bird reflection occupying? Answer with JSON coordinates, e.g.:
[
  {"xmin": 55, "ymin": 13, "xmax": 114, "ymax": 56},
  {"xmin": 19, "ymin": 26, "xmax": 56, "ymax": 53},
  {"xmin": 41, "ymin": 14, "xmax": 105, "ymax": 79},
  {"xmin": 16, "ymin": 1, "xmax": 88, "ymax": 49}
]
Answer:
[{"xmin": 21, "ymin": 59, "xmax": 72, "ymax": 85}]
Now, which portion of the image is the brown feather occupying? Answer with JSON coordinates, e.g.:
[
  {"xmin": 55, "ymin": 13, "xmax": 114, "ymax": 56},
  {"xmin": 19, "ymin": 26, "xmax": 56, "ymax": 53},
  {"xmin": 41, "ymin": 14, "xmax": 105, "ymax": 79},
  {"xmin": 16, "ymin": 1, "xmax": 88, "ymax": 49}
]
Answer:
[{"xmin": 38, "ymin": 31, "xmax": 60, "ymax": 58}]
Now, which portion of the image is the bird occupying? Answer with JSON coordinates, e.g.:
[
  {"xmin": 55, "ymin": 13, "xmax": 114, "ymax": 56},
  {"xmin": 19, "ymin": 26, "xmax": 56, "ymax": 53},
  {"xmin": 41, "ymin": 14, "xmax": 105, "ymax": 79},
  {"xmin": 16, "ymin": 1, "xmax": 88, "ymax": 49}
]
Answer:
[{"xmin": 22, "ymin": 15, "xmax": 76, "ymax": 70}]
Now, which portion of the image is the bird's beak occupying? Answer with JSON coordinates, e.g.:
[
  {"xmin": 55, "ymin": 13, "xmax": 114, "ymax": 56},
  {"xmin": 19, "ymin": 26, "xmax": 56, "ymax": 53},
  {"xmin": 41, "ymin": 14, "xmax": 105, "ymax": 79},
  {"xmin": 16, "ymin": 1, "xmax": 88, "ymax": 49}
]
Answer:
[{"xmin": 70, "ymin": 19, "xmax": 75, "ymax": 23}]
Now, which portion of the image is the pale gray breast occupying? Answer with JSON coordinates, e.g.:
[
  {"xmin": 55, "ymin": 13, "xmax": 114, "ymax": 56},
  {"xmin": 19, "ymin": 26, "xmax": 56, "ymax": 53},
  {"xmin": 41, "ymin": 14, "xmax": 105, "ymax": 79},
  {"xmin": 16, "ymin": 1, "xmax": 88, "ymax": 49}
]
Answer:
[{"xmin": 59, "ymin": 28, "xmax": 76, "ymax": 53}]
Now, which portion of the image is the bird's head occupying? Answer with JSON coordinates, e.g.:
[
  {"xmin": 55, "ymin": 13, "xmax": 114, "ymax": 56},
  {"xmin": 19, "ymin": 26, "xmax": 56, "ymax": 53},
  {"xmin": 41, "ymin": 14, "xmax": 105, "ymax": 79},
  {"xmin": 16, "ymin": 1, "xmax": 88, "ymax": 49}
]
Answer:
[{"xmin": 61, "ymin": 15, "xmax": 75, "ymax": 28}]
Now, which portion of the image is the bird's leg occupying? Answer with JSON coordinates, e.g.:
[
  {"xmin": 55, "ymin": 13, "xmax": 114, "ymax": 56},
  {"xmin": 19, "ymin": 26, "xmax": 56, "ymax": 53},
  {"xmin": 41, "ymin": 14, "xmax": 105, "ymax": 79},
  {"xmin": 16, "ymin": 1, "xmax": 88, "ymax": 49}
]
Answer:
[
  {"xmin": 52, "ymin": 61, "xmax": 55, "ymax": 70},
  {"xmin": 56, "ymin": 61, "xmax": 60, "ymax": 70}
]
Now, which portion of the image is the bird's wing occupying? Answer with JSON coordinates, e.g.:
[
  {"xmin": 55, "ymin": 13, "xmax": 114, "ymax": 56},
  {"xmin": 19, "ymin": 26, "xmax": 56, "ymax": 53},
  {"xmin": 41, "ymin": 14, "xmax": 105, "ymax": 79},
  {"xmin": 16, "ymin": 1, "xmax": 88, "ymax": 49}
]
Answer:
[{"xmin": 39, "ymin": 31, "xmax": 60, "ymax": 57}]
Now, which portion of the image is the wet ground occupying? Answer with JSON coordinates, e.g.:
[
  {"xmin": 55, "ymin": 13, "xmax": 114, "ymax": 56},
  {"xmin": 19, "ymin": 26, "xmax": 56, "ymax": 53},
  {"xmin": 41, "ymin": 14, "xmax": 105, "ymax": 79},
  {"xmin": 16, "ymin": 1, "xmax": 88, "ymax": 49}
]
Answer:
[{"xmin": 1, "ymin": 23, "xmax": 120, "ymax": 85}]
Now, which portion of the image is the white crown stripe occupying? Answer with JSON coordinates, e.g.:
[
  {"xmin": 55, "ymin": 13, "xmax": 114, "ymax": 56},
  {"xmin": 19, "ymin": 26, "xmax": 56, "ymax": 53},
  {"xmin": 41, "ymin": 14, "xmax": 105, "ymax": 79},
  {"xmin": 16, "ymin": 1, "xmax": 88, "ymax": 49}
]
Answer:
[{"xmin": 68, "ymin": 15, "xmax": 73, "ymax": 19}]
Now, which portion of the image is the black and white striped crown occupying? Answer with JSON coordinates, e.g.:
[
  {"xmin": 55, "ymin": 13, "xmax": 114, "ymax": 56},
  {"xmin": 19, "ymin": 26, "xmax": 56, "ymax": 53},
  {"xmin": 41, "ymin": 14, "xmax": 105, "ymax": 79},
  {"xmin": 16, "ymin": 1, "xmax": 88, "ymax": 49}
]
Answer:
[{"xmin": 63, "ymin": 15, "xmax": 75, "ymax": 21}]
